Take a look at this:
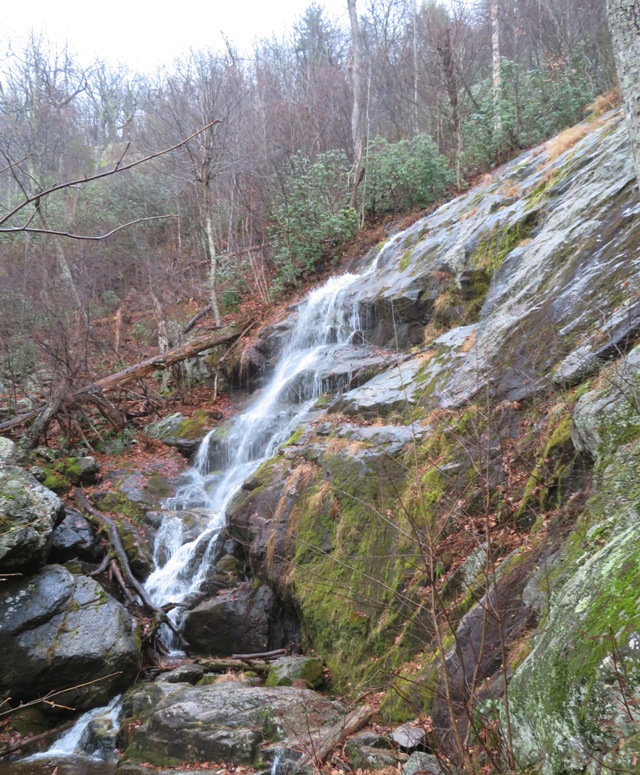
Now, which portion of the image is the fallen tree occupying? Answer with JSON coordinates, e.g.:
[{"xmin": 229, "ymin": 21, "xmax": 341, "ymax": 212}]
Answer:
[{"xmin": 0, "ymin": 321, "xmax": 249, "ymax": 459}]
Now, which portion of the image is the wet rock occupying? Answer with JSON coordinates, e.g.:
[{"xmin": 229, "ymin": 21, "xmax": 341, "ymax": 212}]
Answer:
[
  {"xmin": 49, "ymin": 507, "xmax": 102, "ymax": 563},
  {"xmin": 121, "ymin": 683, "xmax": 344, "ymax": 767},
  {"xmin": 183, "ymin": 581, "xmax": 280, "ymax": 656},
  {"xmin": 266, "ymin": 656, "xmax": 324, "ymax": 689},
  {"xmin": 0, "ymin": 465, "xmax": 63, "ymax": 571},
  {"xmin": 332, "ymin": 354, "xmax": 430, "ymax": 418},
  {"xmin": 0, "ymin": 565, "xmax": 140, "ymax": 710}
]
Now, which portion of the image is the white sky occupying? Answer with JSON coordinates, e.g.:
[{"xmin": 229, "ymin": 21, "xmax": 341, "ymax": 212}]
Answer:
[{"xmin": 1, "ymin": 0, "xmax": 350, "ymax": 73}]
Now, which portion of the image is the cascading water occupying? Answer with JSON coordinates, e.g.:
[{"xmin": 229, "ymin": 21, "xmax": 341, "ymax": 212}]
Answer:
[{"xmin": 144, "ymin": 266, "xmax": 377, "ymax": 646}]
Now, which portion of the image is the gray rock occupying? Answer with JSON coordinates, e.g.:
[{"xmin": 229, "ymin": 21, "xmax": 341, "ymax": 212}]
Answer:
[
  {"xmin": 156, "ymin": 664, "xmax": 205, "ymax": 684},
  {"xmin": 49, "ymin": 507, "xmax": 102, "ymax": 563},
  {"xmin": 69, "ymin": 455, "xmax": 100, "ymax": 485},
  {"xmin": 0, "ymin": 465, "xmax": 63, "ymax": 571},
  {"xmin": 183, "ymin": 581, "xmax": 278, "ymax": 656},
  {"xmin": 391, "ymin": 721, "xmax": 427, "ymax": 750},
  {"xmin": 266, "ymin": 656, "xmax": 324, "ymax": 689},
  {"xmin": 0, "ymin": 565, "xmax": 140, "ymax": 709},
  {"xmin": 403, "ymin": 752, "xmax": 445, "ymax": 775},
  {"xmin": 0, "ymin": 436, "xmax": 17, "ymax": 466},
  {"xmin": 122, "ymin": 683, "xmax": 344, "ymax": 766},
  {"xmin": 146, "ymin": 411, "xmax": 220, "ymax": 457},
  {"xmin": 571, "ymin": 344, "xmax": 640, "ymax": 459}
]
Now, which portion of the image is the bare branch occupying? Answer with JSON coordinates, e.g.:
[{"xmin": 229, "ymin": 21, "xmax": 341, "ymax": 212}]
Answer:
[
  {"xmin": 0, "ymin": 119, "xmax": 222, "ymax": 231},
  {"xmin": 0, "ymin": 213, "xmax": 179, "ymax": 241}
]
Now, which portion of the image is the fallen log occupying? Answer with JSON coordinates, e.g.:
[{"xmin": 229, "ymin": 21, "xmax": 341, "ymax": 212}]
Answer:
[
  {"xmin": 231, "ymin": 648, "xmax": 287, "ymax": 660},
  {"xmin": 196, "ymin": 657, "xmax": 271, "ymax": 674},
  {"xmin": 296, "ymin": 704, "xmax": 374, "ymax": 768},
  {"xmin": 0, "ymin": 321, "xmax": 247, "ymax": 437}
]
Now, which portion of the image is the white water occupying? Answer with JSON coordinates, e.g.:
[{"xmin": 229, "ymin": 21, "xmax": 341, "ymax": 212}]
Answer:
[
  {"xmin": 144, "ymin": 267, "xmax": 375, "ymax": 645},
  {"xmin": 29, "ymin": 695, "xmax": 121, "ymax": 761}
]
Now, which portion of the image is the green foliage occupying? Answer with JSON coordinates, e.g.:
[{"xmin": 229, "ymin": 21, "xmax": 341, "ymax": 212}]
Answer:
[
  {"xmin": 363, "ymin": 133, "xmax": 454, "ymax": 219},
  {"xmin": 462, "ymin": 56, "xmax": 598, "ymax": 173},
  {"xmin": 269, "ymin": 150, "xmax": 359, "ymax": 286}
]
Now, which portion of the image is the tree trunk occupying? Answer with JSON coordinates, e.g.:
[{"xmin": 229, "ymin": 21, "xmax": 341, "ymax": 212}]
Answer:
[
  {"xmin": 491, "ymin": 0, "xmax": 502, "ymax": 136},
  {"xmin": 347, "ymin": 0, "xmax": 365, "ymax": 210},
  {"xmin": 607, "ymin": 0, "xmax": 640, "ymax": 182}
]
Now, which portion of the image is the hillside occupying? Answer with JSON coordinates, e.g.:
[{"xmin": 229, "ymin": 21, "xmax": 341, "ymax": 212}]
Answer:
[{"xmin": 2, "ymin": 107, "xmax": 640, "ymax": 774}]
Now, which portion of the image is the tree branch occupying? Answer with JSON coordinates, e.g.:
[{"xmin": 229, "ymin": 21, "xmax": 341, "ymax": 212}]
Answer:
[
  {"xmin": 0, "ymin": 213, "xmax": 179, "ymax": 241},
  {"xmin": 0, "ymin": 119, "xmax": 222, "ymax": 231}
]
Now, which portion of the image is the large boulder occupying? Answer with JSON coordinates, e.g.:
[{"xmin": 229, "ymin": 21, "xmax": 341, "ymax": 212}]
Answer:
[
  {"xmin": 120, "ymin": 682, "xmax": 344, "ymax": 767},
  {"xmin": 0, "ymin": 565, "xmax": 140, "ymax": 710},
  {"xmin": 0, "ymin": 465, "xmax": 63, "ymax": 571},
  {"xmin": 183, "ymin": 581, "xmax": 283, "ymax": 656}
]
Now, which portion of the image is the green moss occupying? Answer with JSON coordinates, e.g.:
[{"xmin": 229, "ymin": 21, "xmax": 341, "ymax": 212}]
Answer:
[
  {"xmin": 470, "ymin": 213, "xmax": 538, "ymax": 275},
  {"xmin": 96, "ymin": 490, "xmax": 146, "ymax": 522},
  {"xmin": 399, "ymin": 250, "xmax": 413, "ymax": 272},
  {"xmin": 42, "ymin": 468, "xmax": 71, "ymax": 494}
]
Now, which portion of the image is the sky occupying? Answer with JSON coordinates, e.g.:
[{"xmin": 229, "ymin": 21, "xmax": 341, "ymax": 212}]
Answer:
[{"xmin": 1, "ymin": 0, "xmax": 350, "ymax": 72}]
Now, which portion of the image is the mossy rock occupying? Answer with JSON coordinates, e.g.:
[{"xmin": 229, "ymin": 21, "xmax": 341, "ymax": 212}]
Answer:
[
  {"xmin": 265, "ymin": 656, "xmax": 324, "ymax": 689},
  {"xmin": 509, "ymin": 436, "xmax": 640, "ymax": 772}
]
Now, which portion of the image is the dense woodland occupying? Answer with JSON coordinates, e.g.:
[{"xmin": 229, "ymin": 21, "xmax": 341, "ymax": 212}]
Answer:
[{"xmin": 0, "ymin": 0, "xmax": 615, "ymax": 439}]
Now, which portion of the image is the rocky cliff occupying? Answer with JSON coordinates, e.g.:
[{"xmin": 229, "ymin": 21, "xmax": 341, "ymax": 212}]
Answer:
[{"xmin": 225, "ymin": 109, "xmax": 640, "ymax": 772}]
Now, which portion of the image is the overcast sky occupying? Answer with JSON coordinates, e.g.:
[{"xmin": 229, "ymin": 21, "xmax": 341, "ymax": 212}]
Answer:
[{"xmin": 1, "ymin": 0, "xmax": 350, "ymax": 72}]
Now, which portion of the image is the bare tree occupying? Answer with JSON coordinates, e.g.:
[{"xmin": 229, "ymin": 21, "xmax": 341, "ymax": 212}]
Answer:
[
  {"xmin": 347, "ymin": 0, "xmax": 366, "ymax": 208},
  {"xmin": 607, "ymin": 0, "xmax": 640, "ymax": 182}
]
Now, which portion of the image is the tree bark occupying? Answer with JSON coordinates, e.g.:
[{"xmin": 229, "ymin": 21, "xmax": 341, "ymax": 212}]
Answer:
[
  {"xmin": 296, "ymin": 704, "xmax": 374, "ymax": 768},
  {"xmin": 347, "ymin": 0, "xmax": 365, "ymax": 210},
  {"xmin": 607, "ymin": 0, "xmax": 640, "ymax": 182},
  {"xmin": 491, "ymin": 0, "xmax": 502, "ymax": 136}
]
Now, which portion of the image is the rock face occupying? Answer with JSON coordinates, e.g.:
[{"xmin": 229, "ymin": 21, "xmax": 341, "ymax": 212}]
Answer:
[
  {"xmin": 216, "ymin": 111, "xmax": 640, "ymax": 772},
  {"xmin": 0, "ymin": 565, "xmax": 140, "ymax": 710},
  {"xmin": 120, "ymin": 682, "xmax": 344, "ymax": 767},
  {"xmin": 0, "ymin": 466, "xmax": 63, "ymax": 571}
]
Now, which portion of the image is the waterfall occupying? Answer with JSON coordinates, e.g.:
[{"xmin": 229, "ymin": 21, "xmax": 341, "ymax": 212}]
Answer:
[
  {"xmin": 28, "ymin": 695, "xmax": 122, "ymax": 762},
  {"xmin": 144, "ymin": 268, "xmax": 373, "ymax": 645}
]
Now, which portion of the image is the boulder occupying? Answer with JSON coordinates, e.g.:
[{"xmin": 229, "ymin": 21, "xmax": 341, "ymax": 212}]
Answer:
[
  {"xmin": 391, "ymin": 721, "xmax": 427, "ymax": 751},
  {"xmin": 0, "ymin": 565, "xmax": 140, "ymax": 710},
  {"xmin": 266, "ymin": 656, "xmax": 324, "ymax": 689},
  {"xmin": 0, "ymin": 465, "xmax": 63, "ymax": 571},
  {"xmin": 183, "ymin": 581, "xmax": 279, "ymax": 656},
  {"xmin": 120, "ymin": 682, "xmax": 344, "ymax": 767},
  {"xmin": 146, "ymin": 411, "xmax": 220, "ymax": 457},
  {"xmin": 49, "ymin": 507, "xmax": 102, "ymax": 563}
]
